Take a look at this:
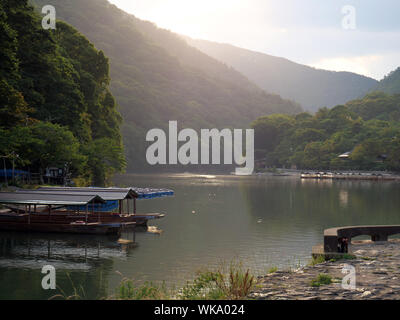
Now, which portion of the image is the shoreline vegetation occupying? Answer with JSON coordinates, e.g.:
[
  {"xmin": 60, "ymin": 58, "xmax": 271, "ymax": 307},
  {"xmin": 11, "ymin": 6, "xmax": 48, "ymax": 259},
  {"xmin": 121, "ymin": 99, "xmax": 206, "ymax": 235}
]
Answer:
[
  {"xmin": 0, "ymin": 1, "xmax": 126, "ymax": 188},
  {"xmin": 51, "ymin": 260, "xmax": 257, "ymax": 300},
  {"xmin": 2, "ymin": 168, "xmax": 400, "ymax": 193},
  {"xmin": 255, "ymin": 168, "xmax": 400, "ymax": 180},
  {"xmin": 52, "ymin": 240, "xmax": 400, "ymax": 300},
  {"xmin": 252, "ymin": 93, "xmax": 400, "ymax": 173}
]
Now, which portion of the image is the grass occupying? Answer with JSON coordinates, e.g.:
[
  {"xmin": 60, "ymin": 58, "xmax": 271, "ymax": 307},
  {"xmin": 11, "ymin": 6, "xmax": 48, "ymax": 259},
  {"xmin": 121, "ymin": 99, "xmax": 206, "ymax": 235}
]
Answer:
[
  {"xmin": 309, "ymin": 253, "xmax": 357, "ymax": 265},
  {"xmin": 361, "ymin": 256, "xmax": 375, "ymax": 261},
  {"xmin": 49, "ymin": 273, "xmax": 88, "ymax": 300},
  {"xmin": 177, "ymin": 261, "xmax": 256, "ymax": 300},
  {"xmin": 114, "ymin": 279, "xmax": 169, "ymax": 300},
  {"xmin": 268, "ymin": 266, "xmax": 278, "ymax": 274},
  {"xmin": 309, "ymin": 255, "xmax": 325, "ymax": 266},
  {"xmin": 310, "ymin": 274, "xmax": 332, "ymax": 287},
  {"xmin": 110, "ymin": 261, "xmax": 256, "ymax": 300}
]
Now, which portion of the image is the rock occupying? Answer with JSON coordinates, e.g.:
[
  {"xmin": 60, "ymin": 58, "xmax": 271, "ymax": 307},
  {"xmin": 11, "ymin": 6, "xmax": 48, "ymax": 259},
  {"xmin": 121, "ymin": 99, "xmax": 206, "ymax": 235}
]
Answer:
[{"xmin": 250, "ymin": 240, "xmax": 400, "ymax": 300}]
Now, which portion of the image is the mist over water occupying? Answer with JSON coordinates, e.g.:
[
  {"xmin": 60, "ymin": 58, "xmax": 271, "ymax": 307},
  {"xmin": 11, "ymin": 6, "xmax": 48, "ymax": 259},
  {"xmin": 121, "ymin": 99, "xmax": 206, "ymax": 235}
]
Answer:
[{"xmin": 1, "ymin": 174, "xmax": 400, "ymax": 299}]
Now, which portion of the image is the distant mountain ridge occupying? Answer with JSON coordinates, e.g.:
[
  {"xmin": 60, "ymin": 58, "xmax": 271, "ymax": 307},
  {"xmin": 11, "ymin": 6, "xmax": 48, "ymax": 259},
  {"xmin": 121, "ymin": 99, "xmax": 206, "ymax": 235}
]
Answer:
[
  {"xmin": 33, "ymin": 0, "xmax": 301, "ymax": 172},
  {"xmin": 374, "ymin": 67, "xmax": 400, "ymax": 95},
  {"xmin": 184, "ymin": 38, "xmax": 379, "ymax": 112}
]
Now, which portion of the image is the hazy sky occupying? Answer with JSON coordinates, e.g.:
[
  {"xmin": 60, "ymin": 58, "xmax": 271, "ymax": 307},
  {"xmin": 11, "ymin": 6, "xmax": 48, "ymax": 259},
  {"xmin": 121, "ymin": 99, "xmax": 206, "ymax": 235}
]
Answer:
[{"xmin": 108, "ymin": 0, "xmax": 400, "ymax": 80}]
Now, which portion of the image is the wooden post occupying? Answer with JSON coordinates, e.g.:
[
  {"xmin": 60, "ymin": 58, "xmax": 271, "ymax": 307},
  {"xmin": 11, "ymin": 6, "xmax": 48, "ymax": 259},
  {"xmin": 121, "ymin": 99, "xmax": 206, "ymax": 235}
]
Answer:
[
  {"xmin": 127, "ymin": 199, "xmax": 130, "ymax": 214},
  {"xmin": 96, "ymin": 199, "xmax": 100, "ymax": 222},
  {"xmin": 86, "ymin": 204, "xmax": 88, "ymax": 224},
  {"xmin": 134, "ymin": 198, "xmax": 136, "ymax": 214},
  {"xmin": 26, "ymin": 205, "xmax": 30, "ymax": 225},
  {"xmin": 119, "ymin": 200, "xmax": 122, "ymax": 215},
  {"xmin": 3, "ymin": 158, "xmax": 8, "ymax": 187}
]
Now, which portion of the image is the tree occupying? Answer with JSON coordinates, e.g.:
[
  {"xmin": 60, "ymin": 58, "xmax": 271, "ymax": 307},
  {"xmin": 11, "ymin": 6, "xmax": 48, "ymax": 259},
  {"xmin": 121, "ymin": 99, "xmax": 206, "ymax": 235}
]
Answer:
[
  {"xmin": 15, "ymin": 122, "xmax": 86, "ymax": 183},
  {"xmin": 83, "ymin": 138, "xmax": 126, "ymax": 186}
]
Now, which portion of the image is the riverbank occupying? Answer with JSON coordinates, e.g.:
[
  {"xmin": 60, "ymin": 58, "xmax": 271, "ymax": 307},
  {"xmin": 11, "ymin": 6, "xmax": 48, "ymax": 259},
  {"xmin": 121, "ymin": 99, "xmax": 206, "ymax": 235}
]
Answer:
[
  {"xmin": 255, "ymin": 168, "xmax": 400, "ymax": 180},
  {"xmin": 250, "ymin": 239, "xmax": 400, "ymax": 300}
]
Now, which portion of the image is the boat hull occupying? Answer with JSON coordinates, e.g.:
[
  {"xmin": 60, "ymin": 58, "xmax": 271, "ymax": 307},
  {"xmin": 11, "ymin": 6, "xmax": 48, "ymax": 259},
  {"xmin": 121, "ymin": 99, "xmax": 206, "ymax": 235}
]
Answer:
[{"xmin": 0, "ymin": 221, "xmax": 122, "ymax": 235}]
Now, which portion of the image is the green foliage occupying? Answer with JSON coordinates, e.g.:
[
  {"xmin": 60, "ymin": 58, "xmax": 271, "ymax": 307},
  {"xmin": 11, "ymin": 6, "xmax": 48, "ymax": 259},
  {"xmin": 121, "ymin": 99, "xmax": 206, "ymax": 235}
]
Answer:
[
  {"xmin": 83, "ymin": 138, "xmax": 126, "ymax": 186},
  {"xmin": 179, "ymin": 270, "xmax": 224, "ymax": 300},
  {"xmin": 310, "ymin": 274, "xmax": 332, "ymax": 287},
  {"xmin": 110, "ymin": 262, "xmax": 256, "ymax": 300},
  {"xmin": 252, "ymin": 92, "xmax": 400, "ymax": 171},
  {"xmin": 115, "ymin": 279, "xmax": 169, "ymax": 300},
  {"xmin": 309, "ymin": 255, "xmax": 326, "ymax": 266},
  {"xmin": 267, "ymin": 266, "xmax": 278, "ymax": 273},
  {"xmin": 375, "ymin": 68, "xmax": 400, "ymax": 95},
  {"xmin": 179, "ymin": 263, "xmax": 255, "ymax": 300},
  {"xmin": 0, "ymin": 0, "xmax": 124, "ymax": 185}
]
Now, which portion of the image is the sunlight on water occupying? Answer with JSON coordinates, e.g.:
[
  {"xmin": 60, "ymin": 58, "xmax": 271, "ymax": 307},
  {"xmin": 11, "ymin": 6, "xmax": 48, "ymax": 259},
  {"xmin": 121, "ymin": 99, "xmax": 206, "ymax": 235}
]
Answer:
[{"xmin": 2, "ymin": 174, "xmax": 400, "ymax": 299}]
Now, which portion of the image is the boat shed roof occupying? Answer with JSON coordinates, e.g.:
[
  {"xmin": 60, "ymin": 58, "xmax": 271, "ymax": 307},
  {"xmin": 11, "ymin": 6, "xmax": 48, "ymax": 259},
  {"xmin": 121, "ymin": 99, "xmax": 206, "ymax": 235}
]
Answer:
[
  {"xmin": 0, "ymin": 192, "xmax": 105, "ymax": 206},
  {"xmin": 37, "ymin": 187, "xmax": 135, "ymax": 200},
  {"xmin": 37, "ymin": 187, "xmax": 174, "ymax": 199}
]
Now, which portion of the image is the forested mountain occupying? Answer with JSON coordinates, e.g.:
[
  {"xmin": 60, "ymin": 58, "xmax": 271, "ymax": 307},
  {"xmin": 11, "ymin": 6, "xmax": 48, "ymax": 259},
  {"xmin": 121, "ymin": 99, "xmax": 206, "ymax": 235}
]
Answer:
[
  {"xmin": 185, "ymin": 38, "xmax": 379, "ymax": 112},
  {"xmin": 0, "ymin": 0, "xmax": 125, "ymax": 186},
  {"xmin": 375, "ymin": 67, "xmax": 400, "ymax": 95},
  {"xmin": 33, "ymin": 0, "xmax": 302, "ymax": 172},
  {"xmin": 252, "ymin": 92, "xmax": 400, "ymax": 171}
]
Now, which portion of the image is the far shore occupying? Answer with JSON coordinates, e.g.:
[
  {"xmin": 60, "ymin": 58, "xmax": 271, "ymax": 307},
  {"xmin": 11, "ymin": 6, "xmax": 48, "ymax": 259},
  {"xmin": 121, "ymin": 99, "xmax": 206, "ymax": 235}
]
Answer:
[{"xmin": 255, "ymin": 168, "xmax": 400, "ymax": 180}]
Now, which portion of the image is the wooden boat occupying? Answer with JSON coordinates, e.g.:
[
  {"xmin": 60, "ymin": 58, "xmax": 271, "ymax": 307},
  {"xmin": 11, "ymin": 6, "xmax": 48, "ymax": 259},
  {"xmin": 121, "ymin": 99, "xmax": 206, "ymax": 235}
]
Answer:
[
  {"xmin": 5, "ymin": 210, "xmax": 165, "ymax": 227},
  {"xmin": 0, "ymin": 219, "xmax": 124, "ymax": 234},
  {"xmin": 0, "ymin": 187, "xmax": 173, "ymax": 235}
]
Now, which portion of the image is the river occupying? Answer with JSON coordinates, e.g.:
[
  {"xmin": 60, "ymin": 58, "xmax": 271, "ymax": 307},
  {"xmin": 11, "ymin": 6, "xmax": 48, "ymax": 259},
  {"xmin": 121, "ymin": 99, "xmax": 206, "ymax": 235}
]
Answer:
[{"xmin": 1, "ymin": 173, "xmax": 400, "ymax": 299}]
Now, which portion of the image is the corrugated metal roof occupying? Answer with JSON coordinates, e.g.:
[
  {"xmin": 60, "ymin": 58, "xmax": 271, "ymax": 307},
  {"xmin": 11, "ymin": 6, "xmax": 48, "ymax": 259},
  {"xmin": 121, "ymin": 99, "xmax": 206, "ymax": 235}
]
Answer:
[
  {"xmin": 37, "ymin": 187, "xmax": 134, "ymax": 200},
  {"xmin": 0, "ymin": 192, "xmax": 105, "ymax": 205},
  {"xmin": 37, "ymin": 187, "xmax": 174, "ymax": 199}
]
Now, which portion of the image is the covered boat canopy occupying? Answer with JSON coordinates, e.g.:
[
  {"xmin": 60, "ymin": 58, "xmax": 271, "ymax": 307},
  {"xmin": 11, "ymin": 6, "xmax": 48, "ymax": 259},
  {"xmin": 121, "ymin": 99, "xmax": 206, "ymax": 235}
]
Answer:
[
  {"xmin": 37, "ymin": 187, "xmax": 174, "ymax": 199},
  {"xmin": 37, "ymin": 187, "xmax": 136, "ymax": 201},
  {"xmin": 0, "ymin": 191, "xmax": 105, "ymax": 206},
  {"xmin": 130, "ymin": 187, "xmax": 174, "ymax": 199}
]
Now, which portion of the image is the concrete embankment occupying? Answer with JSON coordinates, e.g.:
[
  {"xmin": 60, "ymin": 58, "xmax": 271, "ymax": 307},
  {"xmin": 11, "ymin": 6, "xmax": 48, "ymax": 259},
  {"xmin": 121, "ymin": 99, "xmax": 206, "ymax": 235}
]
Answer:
[{"xmin": 250, "ymin": 239, "xmax": 400, "ymax": 300}]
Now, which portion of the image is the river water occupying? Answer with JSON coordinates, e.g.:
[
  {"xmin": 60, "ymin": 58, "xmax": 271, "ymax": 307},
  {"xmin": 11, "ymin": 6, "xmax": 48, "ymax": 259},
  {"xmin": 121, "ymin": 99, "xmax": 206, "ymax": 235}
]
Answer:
[{"xmin": 1, "ymin": 173, "xmax": 400, "ymax": 299}]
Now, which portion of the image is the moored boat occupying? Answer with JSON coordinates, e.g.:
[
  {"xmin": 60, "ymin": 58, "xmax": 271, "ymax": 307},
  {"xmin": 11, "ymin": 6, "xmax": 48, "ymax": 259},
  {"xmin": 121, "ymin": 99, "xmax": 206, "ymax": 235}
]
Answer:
[{"xmin": 0, "ymin": 186, "xmax": 174, "ymax": 234}]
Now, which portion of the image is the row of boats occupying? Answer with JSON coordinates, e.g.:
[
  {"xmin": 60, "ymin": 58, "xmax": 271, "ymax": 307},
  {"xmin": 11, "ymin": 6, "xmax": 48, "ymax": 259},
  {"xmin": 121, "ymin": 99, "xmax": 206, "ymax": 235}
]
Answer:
[
  {"xmin": 300, "ymin": 172, "xmax": 393, "ymax": 180},
  {"xmin": 0, "ymin": 186, "xmax": 174, "ymax": 235}
]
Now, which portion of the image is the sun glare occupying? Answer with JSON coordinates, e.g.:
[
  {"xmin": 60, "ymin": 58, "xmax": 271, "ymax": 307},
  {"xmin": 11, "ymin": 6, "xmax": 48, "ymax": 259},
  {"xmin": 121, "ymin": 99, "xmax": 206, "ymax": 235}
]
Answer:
[{"xmin": 109, "ymin": 0, "xmax": 246, "ymax": 37}]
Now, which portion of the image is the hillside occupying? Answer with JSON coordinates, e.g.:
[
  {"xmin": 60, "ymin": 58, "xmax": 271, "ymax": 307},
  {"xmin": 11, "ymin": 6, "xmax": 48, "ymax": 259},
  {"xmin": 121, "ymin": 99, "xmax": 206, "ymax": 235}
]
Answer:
[
  {"xmin": 185, "ymin": 38, "xmax": 379, "ymax": 112},
  {"xmin": 375, "ymin": 67, "xmax": 400, "ymax": 95},
  {"xmin": 251, "ymin": 92, "xmax": 400, "ymax": 171},
  {"xmin": 0, "ymin": 0, "xmax": 124, "ymax": 186},
  {"xmin": 33, "ymin": 0, "xmax": 302, "ymax": 172}
]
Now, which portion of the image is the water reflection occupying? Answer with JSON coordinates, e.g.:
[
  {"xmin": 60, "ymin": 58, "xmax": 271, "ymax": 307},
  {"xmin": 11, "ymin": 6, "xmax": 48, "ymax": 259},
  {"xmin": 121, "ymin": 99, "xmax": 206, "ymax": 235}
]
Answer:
[
  {"xmin": 2, "ymin": 174, "xmax": 400, "ymax": 299},
  {"xmin": 0, "ymin": 231, "xmax": 139, "ymax": 299}
]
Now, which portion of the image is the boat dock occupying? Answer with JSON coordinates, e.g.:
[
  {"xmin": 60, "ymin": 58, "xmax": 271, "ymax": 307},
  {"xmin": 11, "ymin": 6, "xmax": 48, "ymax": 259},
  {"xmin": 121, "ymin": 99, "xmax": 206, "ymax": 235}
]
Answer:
[
  {"xmin": 300, "ymin": 172, "xmax": 399, "ymax": 181},
  {"xmin": 0, "ymin": 187, "xmax": 174, "ymax": 235}
]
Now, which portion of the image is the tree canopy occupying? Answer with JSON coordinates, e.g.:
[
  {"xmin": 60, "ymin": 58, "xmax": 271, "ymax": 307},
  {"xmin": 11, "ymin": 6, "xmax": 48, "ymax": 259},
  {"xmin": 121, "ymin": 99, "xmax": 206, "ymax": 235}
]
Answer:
[
  {"xmin": 252, "ymin": 92, "xmax": 400, "ymax": 171},
  {"xmin": 0, "ymin": 0, "xmax": 125, "ymax": 185}
]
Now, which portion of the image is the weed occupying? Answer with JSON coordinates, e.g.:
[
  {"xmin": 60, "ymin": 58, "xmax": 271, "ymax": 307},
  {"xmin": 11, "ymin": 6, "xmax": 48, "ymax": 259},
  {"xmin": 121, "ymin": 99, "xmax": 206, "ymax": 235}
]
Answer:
[{"xmin": 310, "ymin": 274, "xmax": 332, "ymax": 287}]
